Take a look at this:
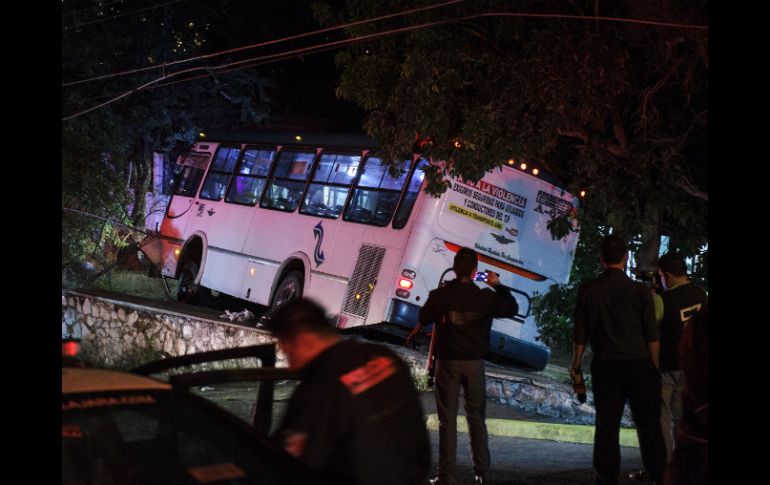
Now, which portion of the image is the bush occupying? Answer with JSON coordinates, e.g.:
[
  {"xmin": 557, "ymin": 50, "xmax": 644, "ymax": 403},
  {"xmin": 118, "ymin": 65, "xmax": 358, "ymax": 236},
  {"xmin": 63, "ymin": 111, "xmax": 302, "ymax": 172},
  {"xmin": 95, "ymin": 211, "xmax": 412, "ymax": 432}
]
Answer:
[
  {"xmin": 90, "ymin": 270, "xmax": 177, "ymax": 301},
  {"xmin": 531, "ymin": 283, "xmax": 578, "ymax": 355}
]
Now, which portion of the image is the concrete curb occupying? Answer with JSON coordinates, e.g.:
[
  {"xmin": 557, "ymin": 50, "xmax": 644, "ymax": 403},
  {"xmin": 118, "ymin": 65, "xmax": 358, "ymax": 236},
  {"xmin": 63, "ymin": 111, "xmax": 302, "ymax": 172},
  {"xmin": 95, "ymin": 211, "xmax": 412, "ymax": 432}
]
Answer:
[{"xmin": 425, "ymin": 414, "xmax": 640, "ymax": 448}]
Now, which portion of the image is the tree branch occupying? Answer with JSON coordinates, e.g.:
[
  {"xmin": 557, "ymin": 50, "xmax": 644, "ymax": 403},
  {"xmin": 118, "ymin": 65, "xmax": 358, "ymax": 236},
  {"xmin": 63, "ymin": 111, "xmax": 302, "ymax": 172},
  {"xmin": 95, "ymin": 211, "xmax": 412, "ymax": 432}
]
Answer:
[{"xmin": 676, "ymin": 176, "xmax": 708, "ymax": 201}]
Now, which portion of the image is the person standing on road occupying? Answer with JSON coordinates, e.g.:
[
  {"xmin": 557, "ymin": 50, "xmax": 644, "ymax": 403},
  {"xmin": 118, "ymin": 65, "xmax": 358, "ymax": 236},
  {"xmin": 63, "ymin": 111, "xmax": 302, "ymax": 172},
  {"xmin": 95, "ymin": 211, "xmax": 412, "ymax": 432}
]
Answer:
[
  {"xmin": 415, "ymin": 247, "xmax": 518, "ymax": 485},
  {"xmin": 266, "ymin": 298, "xmax": 431, "ymax": 485},
  {"xmin": 657, "ymin": 252, "xmax": 708, "ymax": 463},
  {"xmin": 572, "ymin": 235, "xmax": 667, "ymax": 485},
  {"xmin": 663, "ymin": 307, "xmax": 708, "ymax": 485}
]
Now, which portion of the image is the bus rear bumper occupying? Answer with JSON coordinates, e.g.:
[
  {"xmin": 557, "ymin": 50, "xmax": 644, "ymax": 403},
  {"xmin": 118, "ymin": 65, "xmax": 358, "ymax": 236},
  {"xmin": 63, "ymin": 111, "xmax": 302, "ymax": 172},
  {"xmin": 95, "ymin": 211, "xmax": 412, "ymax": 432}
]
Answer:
[
  {"xmin": 488, "ymin": 330, "xmax": 551, "ymax": 371},
  {"xmin": 387, "ymin": 299, "xmax": 421, "ymax": 329}
]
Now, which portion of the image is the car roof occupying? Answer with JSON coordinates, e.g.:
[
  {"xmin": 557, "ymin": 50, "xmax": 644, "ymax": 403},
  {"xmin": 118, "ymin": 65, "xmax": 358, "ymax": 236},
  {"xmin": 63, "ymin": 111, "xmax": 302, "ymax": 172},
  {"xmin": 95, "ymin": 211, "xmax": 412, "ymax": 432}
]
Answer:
[{"xmin": 63, "ymin": 367, "xmax": 171, "ymax": 394}]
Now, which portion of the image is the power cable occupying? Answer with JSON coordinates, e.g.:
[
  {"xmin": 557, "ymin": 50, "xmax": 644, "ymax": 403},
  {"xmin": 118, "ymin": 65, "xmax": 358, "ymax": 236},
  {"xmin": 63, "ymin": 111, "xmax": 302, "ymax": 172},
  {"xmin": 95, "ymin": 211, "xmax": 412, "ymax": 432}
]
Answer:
[
  {"xmin": 62, "ymin": 10, "xmax": 707, "ymax": 121},
  {"xmin": 62, "ymin": 0, "xmax": 131, "ymax": 17},
  {"xmin": 62, "ymin": 0, "xmax": 465, "ymax": 87},
  {"xmin": 63, "ymin": 0, "xmax": 187, "ymax": 31}
]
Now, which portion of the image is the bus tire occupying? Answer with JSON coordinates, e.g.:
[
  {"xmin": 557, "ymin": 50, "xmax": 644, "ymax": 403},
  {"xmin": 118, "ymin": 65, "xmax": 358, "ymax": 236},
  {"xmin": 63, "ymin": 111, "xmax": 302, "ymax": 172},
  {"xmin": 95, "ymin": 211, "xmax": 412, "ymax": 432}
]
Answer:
[
  {"xmin": 177, "ymin": 260, "xmax": 201, "ymax": 304},
  {"xmin": 271, "ymin": 271, "xmax": 304, "ymax": 310}
]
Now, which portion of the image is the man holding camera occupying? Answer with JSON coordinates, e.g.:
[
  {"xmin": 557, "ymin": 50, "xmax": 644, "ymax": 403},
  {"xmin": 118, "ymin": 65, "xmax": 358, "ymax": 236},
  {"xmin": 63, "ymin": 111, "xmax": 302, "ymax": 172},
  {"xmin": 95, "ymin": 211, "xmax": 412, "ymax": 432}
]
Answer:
[{"xmin": 415, "ymin": 247, "xmax": 518, "ymax": 485}]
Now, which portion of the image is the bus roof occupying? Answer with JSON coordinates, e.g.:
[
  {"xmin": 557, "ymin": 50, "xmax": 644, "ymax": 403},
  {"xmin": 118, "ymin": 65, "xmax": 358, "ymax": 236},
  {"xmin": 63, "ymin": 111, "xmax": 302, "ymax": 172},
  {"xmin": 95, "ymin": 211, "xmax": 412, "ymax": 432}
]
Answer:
[{"xmin": 199, "ymin": 130, "xmax": 378, "ymax": 150}]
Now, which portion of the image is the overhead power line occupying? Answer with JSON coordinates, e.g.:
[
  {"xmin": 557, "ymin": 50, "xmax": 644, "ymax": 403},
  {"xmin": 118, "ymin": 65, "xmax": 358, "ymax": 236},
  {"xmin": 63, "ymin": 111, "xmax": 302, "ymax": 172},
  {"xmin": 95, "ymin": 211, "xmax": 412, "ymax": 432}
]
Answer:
[
  {"xmin": 62, "ymin": 9, "xmax": 708, "ymax": 122},
  {"xmin": 62, "ymin": 0, "xmax": 466, "ymax": 87},
  {"xmin": 63, "ymin": 0, "xmax": 187, "ymax": 31},
  {"xmin": 63, "ymin": 0, "xmax": 128, "ymax": 17}
]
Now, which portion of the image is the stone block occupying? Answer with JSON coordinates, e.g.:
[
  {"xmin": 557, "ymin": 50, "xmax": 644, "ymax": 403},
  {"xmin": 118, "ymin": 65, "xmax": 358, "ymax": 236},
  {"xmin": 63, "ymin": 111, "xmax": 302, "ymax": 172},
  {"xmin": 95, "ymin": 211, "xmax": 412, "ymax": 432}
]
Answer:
[
  {"xmin": 559, "ymin": 402, "xmax": 577, "ymax": 421},
  {"xmin": 63, "ymin": 308, "xmax": 77, "ymax": 326},
  {"xmin": 100, "ymin": 305, "xmax": 111, "ymax": 320}
]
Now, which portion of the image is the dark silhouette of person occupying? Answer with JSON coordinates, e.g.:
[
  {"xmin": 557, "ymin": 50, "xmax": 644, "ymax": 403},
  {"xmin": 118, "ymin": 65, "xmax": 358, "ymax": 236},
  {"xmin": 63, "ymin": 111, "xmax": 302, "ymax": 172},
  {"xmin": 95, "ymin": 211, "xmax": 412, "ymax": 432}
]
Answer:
[
  {"xmin": 266, "ymin": 298, "xmax": 431, "ymax": 485},
  {"xmin": 657, "ymin": 252, "xmax": 708, "ymax": 462},
  {"xmin": 663, "ymin": 307, "xmax": 708, "ymax": 484},
  {"xmin": 416, "ymin": 247, "xmax": 518, "ymax": 485},
  {"xmin": 572, "ymin": 234, "xmax": 667, "ymax": 484}
]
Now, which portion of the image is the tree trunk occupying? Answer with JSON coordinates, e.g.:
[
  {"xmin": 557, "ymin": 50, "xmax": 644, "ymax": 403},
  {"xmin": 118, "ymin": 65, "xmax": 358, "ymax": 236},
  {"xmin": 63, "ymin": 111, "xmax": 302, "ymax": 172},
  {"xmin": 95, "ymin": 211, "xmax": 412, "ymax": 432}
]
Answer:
[
  {"xmin": 634, "ymin": 204, "xmax": 661, "ymax": 274},
  {"xmin": 130, "ymin": 137, "xmax": 153, "ymax": 231}
]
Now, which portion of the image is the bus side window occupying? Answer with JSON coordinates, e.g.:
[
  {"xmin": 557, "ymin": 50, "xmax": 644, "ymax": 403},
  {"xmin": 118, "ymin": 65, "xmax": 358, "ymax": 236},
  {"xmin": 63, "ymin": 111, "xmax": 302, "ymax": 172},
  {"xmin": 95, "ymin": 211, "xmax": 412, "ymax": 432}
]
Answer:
[
  {"xmin": 225, "ymin": 147, "xmax": 275, "ymax": 206},
  {"xmin": 344, "ymin": 157, "xmax": 411, "ymax": 227},
  {"xmin": 300, "ymin": 152, "xmax": 361, "ymax": 218},
  {"xmin": 173, "ymin": 152, "xmax": 210, "ymax": 197},
  {"xmin": 199, "ymin": 146, "xmax": 241, "ymax": 201},
  {"xmin": 392, "ymin": 158, "xmax": 428, "ymax": 229},
  {"xmin": 260, "ymin": 149, "xmax": 315, "ymax": 212}
]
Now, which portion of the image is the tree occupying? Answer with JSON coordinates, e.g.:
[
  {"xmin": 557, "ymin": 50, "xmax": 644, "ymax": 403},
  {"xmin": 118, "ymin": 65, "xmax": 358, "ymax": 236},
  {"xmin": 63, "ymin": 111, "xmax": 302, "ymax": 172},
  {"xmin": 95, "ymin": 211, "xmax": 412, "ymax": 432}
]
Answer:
[
  {"xmin": 315, "ymin": 0, "xmax": 707, "ymax": 345},
  {"xmin": 62, "ymin": 0, "xmax": 273, "ymax": 283},
  {"xmin": 314, "ymin": 0, "xmax": 706, "ymax": 252}
]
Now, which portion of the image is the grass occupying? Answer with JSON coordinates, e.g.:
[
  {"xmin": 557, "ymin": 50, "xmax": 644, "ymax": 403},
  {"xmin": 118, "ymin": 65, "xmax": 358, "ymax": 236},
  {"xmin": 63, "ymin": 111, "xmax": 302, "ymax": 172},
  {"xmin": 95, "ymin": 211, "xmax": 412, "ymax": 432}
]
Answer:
[
  {"xmin": 89, "ymin": 270, "xmax": 178, "ymax": 301},
  {"xmin": 535, "ymin": 346, "xmax": 593, "ymax": 386}
]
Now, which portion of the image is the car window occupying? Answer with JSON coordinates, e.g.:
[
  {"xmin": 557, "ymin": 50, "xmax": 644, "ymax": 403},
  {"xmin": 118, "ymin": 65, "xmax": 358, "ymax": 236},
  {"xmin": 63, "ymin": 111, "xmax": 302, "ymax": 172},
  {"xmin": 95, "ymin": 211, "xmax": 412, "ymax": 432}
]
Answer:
[
  {"xmin": 62, "ymin": 389, "xmax": 316, "ymax": 485},
  {"xmin": 189, "ymin": 380, "xmax": 299, "ymax": 435}
]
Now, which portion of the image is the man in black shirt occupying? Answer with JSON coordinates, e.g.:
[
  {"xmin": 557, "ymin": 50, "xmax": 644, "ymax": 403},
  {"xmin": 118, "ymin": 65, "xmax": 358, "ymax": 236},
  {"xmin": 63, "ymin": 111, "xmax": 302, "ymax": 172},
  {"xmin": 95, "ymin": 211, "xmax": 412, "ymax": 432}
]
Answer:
[
  {"xmin": 657, "ymin": 252, "xmax": 708, "ymax": 463},
  {"xmin": 416, "ymin": 247, "xmax": 518, "ymax": 485},
  {"xmin": 267, "ymin": 298, "xmax": 431, "ymax": 485},
  {"xmin": 572, "ymin": 235, "xmax": 666, "ymax": 485}
]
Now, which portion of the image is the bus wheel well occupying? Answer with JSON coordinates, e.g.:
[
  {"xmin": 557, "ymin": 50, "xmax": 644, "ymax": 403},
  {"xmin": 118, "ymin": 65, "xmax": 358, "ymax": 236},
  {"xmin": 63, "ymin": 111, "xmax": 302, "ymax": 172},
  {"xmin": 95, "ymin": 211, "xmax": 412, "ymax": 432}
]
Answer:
[
  {"xmin": 278, "ymin": 260, "xmax": 305, "ymax": 284},
  {"xmin": 271, "ymin": 260, "xmax": 305, "ymax": 303},
  {"xmin": 177, "ymin": 238, "xmax": 203, "ymax": 278}
]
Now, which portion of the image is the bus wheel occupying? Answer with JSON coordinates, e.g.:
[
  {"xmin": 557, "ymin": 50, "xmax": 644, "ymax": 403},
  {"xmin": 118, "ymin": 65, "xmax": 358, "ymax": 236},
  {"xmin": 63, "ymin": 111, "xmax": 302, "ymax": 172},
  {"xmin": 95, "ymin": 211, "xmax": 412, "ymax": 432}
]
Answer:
[
  {"xmin": 177, "ymin": 260, "xmax": 201, "ymax": 304},
  {"xmin": 271, "ymin": 271, "xmax": 303, "ymax": 309}
]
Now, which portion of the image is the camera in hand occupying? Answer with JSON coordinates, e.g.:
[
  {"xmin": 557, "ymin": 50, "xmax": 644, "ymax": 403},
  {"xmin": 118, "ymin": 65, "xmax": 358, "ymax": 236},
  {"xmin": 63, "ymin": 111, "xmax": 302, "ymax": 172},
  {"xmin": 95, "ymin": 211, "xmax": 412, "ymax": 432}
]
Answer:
[
  {"xmin": 636, "ymin": 270, "xmax": 664, "ymax": 293},
  {"xmin": 572, "ymin": 367, "xmax": 587, "ymax": 404},
  {"xmin": 473, "ymin": 271, "xmax": 488, "ymax": 282}
]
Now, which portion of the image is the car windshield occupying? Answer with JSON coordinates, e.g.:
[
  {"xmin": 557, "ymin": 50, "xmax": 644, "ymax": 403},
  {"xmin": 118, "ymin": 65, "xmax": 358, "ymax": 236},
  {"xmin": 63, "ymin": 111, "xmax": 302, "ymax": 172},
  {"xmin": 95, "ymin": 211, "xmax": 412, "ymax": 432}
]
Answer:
[{"xmin": 62, "ymin": 388, "xmax": 314, "ymax": 485}]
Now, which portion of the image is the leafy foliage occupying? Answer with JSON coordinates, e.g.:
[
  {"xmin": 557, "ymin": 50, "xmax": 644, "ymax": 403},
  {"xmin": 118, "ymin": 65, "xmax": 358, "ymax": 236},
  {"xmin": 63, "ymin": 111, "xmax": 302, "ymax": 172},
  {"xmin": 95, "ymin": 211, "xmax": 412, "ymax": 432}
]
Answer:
[
  {"xmin": 316, "ymin": 0, "xmax": 707, "ymax": 347},
  {"xmin": 316, "ymin": 0, "xmax": 707, "ymax": 242},
  {"xmin": 62, "ymin": 0, "xmax": 273, "ymax": 280},
  {"xmin": 531, "ymin": 284, "xmax": 577, "ymax": 354}
]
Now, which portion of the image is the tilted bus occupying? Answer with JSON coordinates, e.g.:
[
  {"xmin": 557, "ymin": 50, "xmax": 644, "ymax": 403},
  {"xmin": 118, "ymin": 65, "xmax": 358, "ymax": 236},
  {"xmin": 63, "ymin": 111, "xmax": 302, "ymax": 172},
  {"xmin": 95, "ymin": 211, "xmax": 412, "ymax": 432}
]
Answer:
[{"xmin": 143, "ymin": 131, "xmax": 580, "ymax": 370}]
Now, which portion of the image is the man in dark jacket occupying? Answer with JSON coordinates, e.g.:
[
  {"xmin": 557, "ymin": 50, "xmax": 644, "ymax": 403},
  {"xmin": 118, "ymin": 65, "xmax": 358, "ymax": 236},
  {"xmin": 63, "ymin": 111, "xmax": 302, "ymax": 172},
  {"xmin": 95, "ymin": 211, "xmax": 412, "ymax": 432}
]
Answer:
[
  {"xmin": 267, "ymin": 298, "xmax": 431, "ymax": 485},
  {"xmin": 416, "ymin": 247, "xmax": 518, "ymax": 485},
  {"xmin": 572, "ymin": 235, "xmax": 667, "ymax": 485}
]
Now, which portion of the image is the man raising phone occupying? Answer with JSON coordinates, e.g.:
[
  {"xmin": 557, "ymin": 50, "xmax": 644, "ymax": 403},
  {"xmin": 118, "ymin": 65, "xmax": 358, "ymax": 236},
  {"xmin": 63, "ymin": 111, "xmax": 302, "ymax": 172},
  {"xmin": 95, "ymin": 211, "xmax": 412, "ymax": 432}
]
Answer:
[{"xmin": 412, "ymin": 247, "xmax": 518, "ymax": 485}]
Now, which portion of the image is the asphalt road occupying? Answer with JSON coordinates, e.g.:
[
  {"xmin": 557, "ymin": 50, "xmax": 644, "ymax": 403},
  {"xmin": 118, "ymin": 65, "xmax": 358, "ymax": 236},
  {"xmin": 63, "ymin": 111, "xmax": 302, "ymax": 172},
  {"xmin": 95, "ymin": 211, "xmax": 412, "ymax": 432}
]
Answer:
[
  {"xmin": 195, "ymin": 383, "xmax": 649, "ymax": 485},
  {"xmin": 81, "ymin": 289, "xmax": 651, "ymax": 483}
]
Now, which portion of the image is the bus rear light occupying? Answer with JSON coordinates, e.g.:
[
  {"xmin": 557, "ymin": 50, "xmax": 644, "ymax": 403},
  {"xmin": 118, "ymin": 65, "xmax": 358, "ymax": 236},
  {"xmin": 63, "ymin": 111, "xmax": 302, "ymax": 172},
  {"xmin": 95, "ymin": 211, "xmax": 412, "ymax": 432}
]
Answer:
[
  {"xmin": 398, "ymin": 278, "xmax": 414, "ymax": 290},
  {"xmin": 396, "ymin": 289, "xmax": 410, "ymax": 298},
  {"xmin": 401, "ymin": 269, "xmax": 417, "ymax": 279},
  {"xmin": 174, "ymin": 248, "xmax": 181, "ymax": 256}
]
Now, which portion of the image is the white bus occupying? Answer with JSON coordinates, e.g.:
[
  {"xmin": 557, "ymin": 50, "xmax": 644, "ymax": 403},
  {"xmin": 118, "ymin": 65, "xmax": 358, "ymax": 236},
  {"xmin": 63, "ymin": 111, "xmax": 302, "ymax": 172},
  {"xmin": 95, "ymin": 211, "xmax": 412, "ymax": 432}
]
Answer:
[{"xmin": 143, "ymin": 131, "xmax": 580, "ymax": 370}]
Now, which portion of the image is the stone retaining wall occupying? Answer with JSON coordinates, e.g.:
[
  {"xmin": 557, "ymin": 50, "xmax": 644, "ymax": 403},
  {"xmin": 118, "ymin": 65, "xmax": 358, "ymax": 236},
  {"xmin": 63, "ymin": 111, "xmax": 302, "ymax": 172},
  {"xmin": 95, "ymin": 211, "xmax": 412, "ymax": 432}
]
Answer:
[
  {"xmin": 62, "ymin": 291, "xmax": 276, "ymax": 369},
  {"xmin": 61, "ymin": 291, "xmax": 632, "ymax": 427}
]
